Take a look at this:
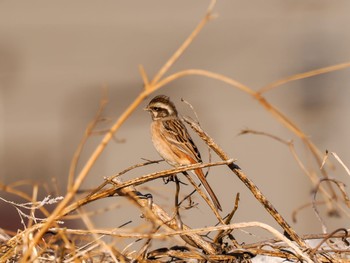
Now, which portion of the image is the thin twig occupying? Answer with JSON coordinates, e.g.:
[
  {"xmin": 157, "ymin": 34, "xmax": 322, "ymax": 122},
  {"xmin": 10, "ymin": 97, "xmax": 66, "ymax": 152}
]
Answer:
[
  {"xmin": 49, "ymin": 221, "xmax": 313, "ymax": 263},
  {"xmin": 21, "ymin": 3, "xmax": 218, "ymax": 260},
  {"xmin": 183, "ymin": 116, "xmax": 308, "ymax": 249},
  {"xmin": 258, "ymin": 62, "xmax": 350, "ymax": 94},
  {"xmin": 109, "ymin": 160, "xmax": 234, "ymax": 193},
  {"xmin": 150, "ymin": 0, "xmax": 217, "ymax": 86},
  {"xmin": 182, "ymin": 171, "xmax": 225, "ymax": 224},
  {"xmin": 153, "ymin": 68, "xmax": 337, "ymax": 204},
  {"xmin": 241, "ymin": 129, "xmax": 338, "ymax": 211},
  {"xmin": 214, "ymin": 193, "xmax": 240, "ymax": 244},
  {"xmin": 68, "ymin": 92, "xmax": 108, "ymax": 191}
]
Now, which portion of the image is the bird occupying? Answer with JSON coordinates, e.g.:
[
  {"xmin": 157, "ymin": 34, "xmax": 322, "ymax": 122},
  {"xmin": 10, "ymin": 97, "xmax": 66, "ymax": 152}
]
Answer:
[{"xmin": 144, "ymin": 95, "xmax": 222, "ymax": 211}]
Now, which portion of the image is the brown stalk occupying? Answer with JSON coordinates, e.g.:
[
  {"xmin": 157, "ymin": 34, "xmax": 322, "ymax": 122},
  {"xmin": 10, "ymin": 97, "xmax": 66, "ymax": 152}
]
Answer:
[
  {"xmin": 182, "ymin": 171, "xmax": 225, "ymax": 224},
  {"xmin": 71, "ymin": 178, "xmax": 217, "ymax": 254},
  {"xmin": 240, "ymin": 129, "xmax": 337, "ymax": 211},
  {"xmin": 154, "ymin": 68, "xmax": 338, "ymax": 207},
  {"xmin": 67, "ymin": 92, "xmax": 108, "ymax": 192},
  {"xmin": 258, "ymin": 62, "xmax": 350, "ymax": 94},
  {"xmin": 20, "ymin": 2, "xmax": 218, "ymax": 261},
  {"xmin": 50, "ymin": 221, "xmax": 313, "ymax": 262},
  {"xmin": 183, "ymin": 116, "xmax": 308, "ymax": 249},
  {"xmin": 16, "ymin": 0, "xmax": 350, "ymax": 260},
  {"xmin": 61, "ymin": 160, "xmax": 233, "ymax": 217}
]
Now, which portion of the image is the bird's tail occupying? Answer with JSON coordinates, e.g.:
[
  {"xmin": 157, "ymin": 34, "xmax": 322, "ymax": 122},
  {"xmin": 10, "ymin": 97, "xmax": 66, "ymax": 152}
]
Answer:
[{"xmin": 193, "ymin": 169, "xmax": 222, "ymax": 211}]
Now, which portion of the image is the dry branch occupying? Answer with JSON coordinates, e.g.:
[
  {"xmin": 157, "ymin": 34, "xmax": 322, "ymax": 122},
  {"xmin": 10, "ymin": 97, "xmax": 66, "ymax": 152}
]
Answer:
[
  {"xmin": 2, "ymin": 0, "xmax": 349, "ymax": 262},
  {"xmin": 183, "ymin": 116, "xmax": 308, "ymax": 249},
  {"xmin": 20, "ymin": 2, "xmax": 218, "ymax": 261}
]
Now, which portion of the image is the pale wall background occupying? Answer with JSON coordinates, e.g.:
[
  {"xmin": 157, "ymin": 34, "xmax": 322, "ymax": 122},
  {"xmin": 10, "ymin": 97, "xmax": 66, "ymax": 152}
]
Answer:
[{"xmin": 0, "ymin": 1, "xmax": 350, "ymax": 242}]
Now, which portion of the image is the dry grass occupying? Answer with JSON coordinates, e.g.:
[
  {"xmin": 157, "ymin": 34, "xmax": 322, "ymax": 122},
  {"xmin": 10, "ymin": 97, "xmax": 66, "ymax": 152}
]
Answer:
[{"xmin": 1, "ymin": 1, "xmax": 350, "ymax": 262}]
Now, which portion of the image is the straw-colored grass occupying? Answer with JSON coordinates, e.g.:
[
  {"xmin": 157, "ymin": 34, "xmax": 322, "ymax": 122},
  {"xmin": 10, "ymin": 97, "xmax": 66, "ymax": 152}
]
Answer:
[{"xmin": 1, "ymin": 1, "xmax": 350, "ymax": 262}]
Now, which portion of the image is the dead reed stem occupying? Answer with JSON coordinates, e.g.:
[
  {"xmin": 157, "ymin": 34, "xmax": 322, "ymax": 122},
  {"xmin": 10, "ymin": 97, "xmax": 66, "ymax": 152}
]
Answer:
[
  {"xmin": 13, "ymin": 0, "xmax": 350, "ymax": 261},
  {"xmin": 183, "ymin": 117, "xmax": 308, "ymax": 249}
]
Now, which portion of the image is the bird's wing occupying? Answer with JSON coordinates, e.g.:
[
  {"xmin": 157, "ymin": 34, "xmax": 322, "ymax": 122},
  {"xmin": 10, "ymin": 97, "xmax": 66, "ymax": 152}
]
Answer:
[{"xmin": 162, "ymin": 119, "xmax": 202, "ymax": 163}]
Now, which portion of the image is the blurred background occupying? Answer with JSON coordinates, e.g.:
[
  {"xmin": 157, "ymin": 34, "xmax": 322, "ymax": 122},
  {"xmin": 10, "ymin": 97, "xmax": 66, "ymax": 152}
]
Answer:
[{"xmin": 1, "ymin": 1, "xmax": 350, "ymax": 243}]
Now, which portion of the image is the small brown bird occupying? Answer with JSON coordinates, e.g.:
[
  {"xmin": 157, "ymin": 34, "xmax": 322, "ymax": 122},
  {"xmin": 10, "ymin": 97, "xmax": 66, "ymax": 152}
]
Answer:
[{"xmin": 144, "ymin": 95, "xmax": 222, "ymax": 211}]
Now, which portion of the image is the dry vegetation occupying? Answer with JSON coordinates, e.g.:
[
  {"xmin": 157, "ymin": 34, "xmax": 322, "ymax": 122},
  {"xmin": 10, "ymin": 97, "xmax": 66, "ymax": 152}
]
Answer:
[{"xmin": 1, "ymin": 1, "xmax": 350, "ymax": 262}]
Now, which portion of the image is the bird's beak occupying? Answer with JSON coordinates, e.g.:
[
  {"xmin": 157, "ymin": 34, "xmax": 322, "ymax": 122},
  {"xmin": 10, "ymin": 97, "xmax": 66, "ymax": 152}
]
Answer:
[{"xmin": 144, "ymin": 106, "xmax": 150, "ymax": 111}]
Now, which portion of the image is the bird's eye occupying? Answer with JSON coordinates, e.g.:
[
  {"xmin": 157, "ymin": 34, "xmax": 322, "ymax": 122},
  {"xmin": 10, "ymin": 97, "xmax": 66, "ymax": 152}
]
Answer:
[{"xmin": 153, "ymin": 107, "xmax": 160, "ymax": 111}]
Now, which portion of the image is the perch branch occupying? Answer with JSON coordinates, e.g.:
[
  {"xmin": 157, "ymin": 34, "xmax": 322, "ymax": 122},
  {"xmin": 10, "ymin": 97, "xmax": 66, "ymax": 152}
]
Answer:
[
  {"xmin": 21, "ymin": 3, "xmax": 217, "ymax": 260},
  {"xmin": 183, "ymin": 116, "xmax": 308, "ymax": 249}
]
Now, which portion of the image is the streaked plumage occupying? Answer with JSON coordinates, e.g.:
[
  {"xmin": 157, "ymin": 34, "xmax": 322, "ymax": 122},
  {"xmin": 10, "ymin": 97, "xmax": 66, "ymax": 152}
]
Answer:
[{"xmin": 145, "ymin": 95, "xmax": 222, "ymax": 211}]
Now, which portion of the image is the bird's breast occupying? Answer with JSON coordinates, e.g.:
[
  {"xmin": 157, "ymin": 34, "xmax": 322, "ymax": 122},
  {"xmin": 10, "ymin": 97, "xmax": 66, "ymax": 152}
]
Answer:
[{"xmin": 150, "ymin": 121, "xmax": 187, "ymax": 166}]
